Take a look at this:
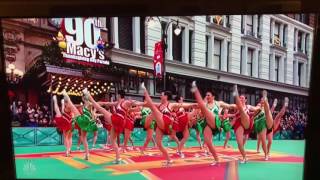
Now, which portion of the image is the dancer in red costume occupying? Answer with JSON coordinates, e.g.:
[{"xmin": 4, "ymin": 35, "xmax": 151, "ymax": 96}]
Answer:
[
  {"xmin": 141, "ymin": 83, "xmax": 197, "ymax": 166},
  {"xmin": 84, "ymin": 89, "xmax": 143, "ymax": 164},
  {"xmin": 230, "ymin": 85, "xmax": 256, "ymax": 163},
  {"xmin": 53, "ymin": 95, "xmax": 73, "ymax": 157}
]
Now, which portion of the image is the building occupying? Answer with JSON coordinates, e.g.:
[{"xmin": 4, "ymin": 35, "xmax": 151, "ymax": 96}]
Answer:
[{"xmin": 3, "ymin": 15, "xmax": 314, "ymax": 111}]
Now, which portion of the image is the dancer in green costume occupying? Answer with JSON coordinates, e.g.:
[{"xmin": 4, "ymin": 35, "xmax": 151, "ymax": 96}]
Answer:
[
  {"xmin": 61, "ymin": 90, "xmax": 96, "ymax": 160},
  {"xmin": 220, "ymin": 108, "xmax": 236, "ymax": 149},
  {"xmin": 191, "ymin": 81, "xmax": 236, "ymax": 165}
]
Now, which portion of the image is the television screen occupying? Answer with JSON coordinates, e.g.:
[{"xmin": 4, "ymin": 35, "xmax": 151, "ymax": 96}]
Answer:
[{"xmin": 4, "ymin": 15, "xmax": 314, "ymax": 180}]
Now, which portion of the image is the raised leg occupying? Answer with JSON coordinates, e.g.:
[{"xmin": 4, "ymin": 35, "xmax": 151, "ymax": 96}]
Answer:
[
  {"xmin": 262, "ymin": 90, "xmax": 274, "ymax": 129},
  {"xmin": 53, "ymin": 95, "xmax": 62, "ymax": 117},
  {"xmin": 141, "ymin": 83, "xmax": 165, "ymax": 129},
  {"xmin": 191, "ymin": 81, "xmax": 216, "ymax": 129},
  {"xmin": 233, "ymin": 85, "xmax": 250, "ymax": 129}
]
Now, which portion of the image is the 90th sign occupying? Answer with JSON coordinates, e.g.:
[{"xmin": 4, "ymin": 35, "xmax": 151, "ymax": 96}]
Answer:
[{"xmin": 54, "ymin": 18, "xmax": 110, "ymax": 65}]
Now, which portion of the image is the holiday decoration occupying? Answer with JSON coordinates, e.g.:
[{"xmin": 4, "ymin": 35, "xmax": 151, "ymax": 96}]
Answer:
[
  {"xmin": 153, "ymin": 41, "xmax": 164, "ymax": 79},
  {"xmin": 53, "ymin": 31, "xmax": 67, "ymax": 49},
  {"xmin": 97, "ymin": 37, "xmax": 105, "ymax": 51}
]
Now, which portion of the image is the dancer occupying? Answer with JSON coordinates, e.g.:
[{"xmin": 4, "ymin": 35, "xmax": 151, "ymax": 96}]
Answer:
[
  {"xmin": 122, "ymin": 106, "xmax": 141, "ymax": 152},
  {"xmin": 220, "ymin": 108, "xmax": 235, "ymax": 149},
  {"xmin": 53, "ymin": 95, "xmax": 73, "ymax": 157},
  {"xmin": 252, "ymin": 95, "xmax": 269, "ymax": 160},
  {"xmin": 84, "ymin": 89, "xmax": 142, "ymax": 163},
  {"xmin": 265, "ymin": 97, "xmax": 289, "ymax": 157},
  {"xmin": 141, "ymin": 83, "xmax": 180, "ymax": 166},
  {"xmin": 62, "ymin": 90, "xmax": 98, "ymax": 160},
  {"xmin": 231, "ymin": 85, "xmax": 255, "ymax": 163},
  {"xmin": 140, "ymin": 107, "xmax": 157, "ymax": 154},
  {"xmin": 189, "ymin": 109, "xmax": 206, "ymax": 150},
  {"xmin": 190, "ymin": 81, "xmax": 237, "ymax": 165},
  {"xmin": 256, "ymin": 98, "xmax": 277, "ymax": 153}
]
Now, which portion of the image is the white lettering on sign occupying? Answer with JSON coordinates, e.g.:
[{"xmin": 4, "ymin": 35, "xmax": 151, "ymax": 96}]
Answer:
[{"xmin": 61, "ymin": 18, "xmax": 108, "ymax": 65}]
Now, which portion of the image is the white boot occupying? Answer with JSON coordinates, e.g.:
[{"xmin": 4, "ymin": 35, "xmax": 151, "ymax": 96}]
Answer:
[
  {"xmin": 232, "ymin": 84, "xmax": 238, "ymax": 97},
  {"xmin": 284, "ymin": 97, "xmax": 289, "ymax": 107},
  {"xmin": 191, "ymin": 81, "xmax": 197, "ymax": 93}
]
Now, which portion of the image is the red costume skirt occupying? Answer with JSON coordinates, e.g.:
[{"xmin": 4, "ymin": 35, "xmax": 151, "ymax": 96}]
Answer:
[
  {"xmin": 111, "ymin": 113, "xmax": 126, "ymax": 134},
  {"xmin": 233, "ymin": 117, "xmax": 254, "ymax": 135},
  {"xmin": 55, "ymin": 116, "xmax": 72, "ymax": 132},
  {"xmin": 158, "ymin": 115, "xmax": 178, "ymax": 135},
  {"xmin": 125, "ymin": 117, "xmax": 134, "ymax": 131},
  {"xmin": 103, "ymin": 122, "xmax": 112, "ymax": 131},
  {"xmin": 173, "ymin": 113, "xmax": 188, "ymax": 132}
]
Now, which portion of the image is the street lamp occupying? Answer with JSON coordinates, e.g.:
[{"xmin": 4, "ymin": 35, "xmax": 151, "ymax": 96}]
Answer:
[
  {"xmin": 146, "ymin": 16, "xmax": 181, "ymax": 91},
  {"xmin": 6, "ymin": 63, "xmax": 24, "ymax": 84}
]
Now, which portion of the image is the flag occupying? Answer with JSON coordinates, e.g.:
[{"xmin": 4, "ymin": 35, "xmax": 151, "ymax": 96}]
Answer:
[{"xmin": 153, "ymin": 41, "xmax": 164, "ymax": 79}]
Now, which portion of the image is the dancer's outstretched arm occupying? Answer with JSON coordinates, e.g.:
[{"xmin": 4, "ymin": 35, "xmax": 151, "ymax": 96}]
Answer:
[
  {"xmin": 171, "ymin": 103, "xmax": 198, "ymax": 110},
  {"xmin": 98, "ymin": 101, "xmax": 118, "ymax": 107},
  {"xmin": 219, "ymin": 101, "xmax": 237, "ymax": 109}
]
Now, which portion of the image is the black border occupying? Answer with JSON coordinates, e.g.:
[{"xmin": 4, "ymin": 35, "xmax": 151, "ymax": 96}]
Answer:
[{"xmin": 0, "ymin": 0, "xmax": 319, "ymax": 180}]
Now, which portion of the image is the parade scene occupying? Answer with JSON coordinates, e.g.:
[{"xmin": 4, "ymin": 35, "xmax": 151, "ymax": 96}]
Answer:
[{"xmin": 5, "ymin": 15, "xmax": 313, "ymax": 179}]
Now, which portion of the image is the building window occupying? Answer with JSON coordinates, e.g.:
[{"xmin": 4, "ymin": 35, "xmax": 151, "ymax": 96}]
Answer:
[
  {"xmin": 240, "ymin": 45, "xmax": 243, "ymax": 72},
  {"xmin": 275, "ymin": 56, "xmax": 280, "ymax": 82},
  {"xmin": 283, "ymin": 25, "xmax": 287, "ymax": 47},
  {"xmin": 246, "ymin": 15, "xmax": 253, "ymax": 36},
  {"xmin": 105, "ymin": 18, "xmax": 112, "ymax": 44},
  {"xmin": 274, "ymin": 22, "xmax": 280, "ymax": 45},
  {"xmin": 298, "ymin": 31, "xmax": 302, "ymax": 52},
  {"xmin": 226, "ymin": 15, "xmax": 230, "ymax": 28},
  {"xmin": 257, "ymin": 15, "xmax": 261, "ymax": 37},
  {"xmin": 172, "ymin": 24, "xmax": 183, "ymax": 61},
  {"xmin": 227, "ymin": 41, "xmax": 230, "ymax": 72},
  {"xmin": 140, "ymin": 17, "xmax": 146, "ymax": 54},
  {"xmin": 213, "ymin": 39, "xmax": 222, "ymax": 70},
  {"xmin": 241, "ymin": 15, "xmax": 244, "ymax": 34},
  {"xmin": 298, "ymin": 62, "xmax": 302, "ymax": 86},
  {"xmin": 258, "ymin": 50, "xmax": 261, "ymax": 77},
  {"xmin": 189, "ymin": 30, "xmax": 194, "ymax": 64},
  {"xmin": 205, "ymin": 35, "xmax": 209, "ymax": 67},
  {"xmin": 305, "ymin": 34, "xmax": 309, "ymax": 54},
  {"xmin": 269, "ymin": 54, "xmax": 272, "ymax": 79},
  {"xmin": 206, "ymin": 16, "xmax": 211, "ymax": 23},
  {"xmin": 247, "ymin": 49, "xmax": 253, "ymax": 76},
  {"xmin": 118, "ymin": 17, "xmax": 133, "ymax": 51},
  {"xmin": 284, "ymin": 57, "xmax": 287, "ymax": 83}
]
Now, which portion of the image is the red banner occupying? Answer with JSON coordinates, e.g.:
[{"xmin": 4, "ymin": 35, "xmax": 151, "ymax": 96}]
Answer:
[{"xmin": 153, "ymin": 41, "xmax": 164, "ymax": 79}]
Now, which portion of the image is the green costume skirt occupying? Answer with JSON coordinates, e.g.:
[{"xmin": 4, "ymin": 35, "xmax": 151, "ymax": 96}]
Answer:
[
  {"xmin": 193, "ymin": 118, "xmax": 206, "ymax": 134},
  {"xmin": 222, "ymin": 119, "xmax": 232, "ymax": 133},
  {"xmin": 254, "ymin": 110, "xmax": 267, "ymax": 133},
  {"xmin": 75, "ymin": 107, "xmax": 98, "ymax": 132},
  {"xmin": 203, "ymin": 115, "xmax": 222, "ymax": 135},
  {"xmin": 140, "ymin": 108, "xmax": 156, "ymax": 130}
]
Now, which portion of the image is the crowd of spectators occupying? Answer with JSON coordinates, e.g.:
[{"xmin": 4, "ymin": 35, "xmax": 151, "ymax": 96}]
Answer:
[
  {"xmin": 279, "ymin": 108, "xmax": 308, "ymax": 139},
  {"xmin": 10, "ymin": 101, "xmax": 53, "ymax": 127}
]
